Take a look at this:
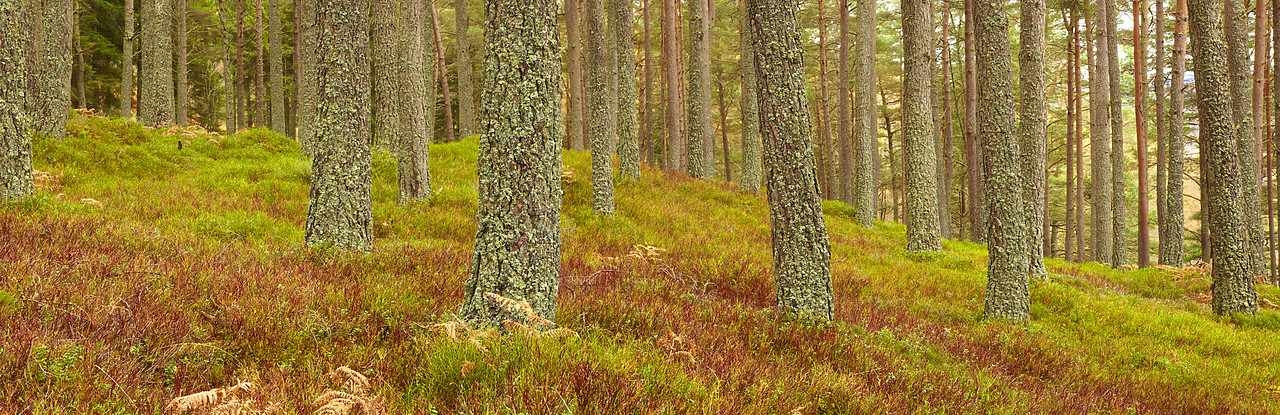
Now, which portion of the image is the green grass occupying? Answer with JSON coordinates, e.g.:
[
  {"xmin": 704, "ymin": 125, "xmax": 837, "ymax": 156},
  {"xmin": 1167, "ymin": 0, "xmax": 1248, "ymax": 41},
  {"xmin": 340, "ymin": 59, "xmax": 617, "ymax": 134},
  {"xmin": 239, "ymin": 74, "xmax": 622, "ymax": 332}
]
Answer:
[{"xmin": 3, "ymin": 113, "xmax": 1280, "ymax": 413}]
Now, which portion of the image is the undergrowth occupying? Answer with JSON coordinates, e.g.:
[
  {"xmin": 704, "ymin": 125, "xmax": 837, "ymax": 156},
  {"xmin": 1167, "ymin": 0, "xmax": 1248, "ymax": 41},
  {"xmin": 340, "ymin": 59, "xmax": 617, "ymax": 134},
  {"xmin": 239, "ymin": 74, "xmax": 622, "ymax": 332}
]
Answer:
[{"xmin": 2, "ymin": 113, "xmax": 1280, "ymax": 413}]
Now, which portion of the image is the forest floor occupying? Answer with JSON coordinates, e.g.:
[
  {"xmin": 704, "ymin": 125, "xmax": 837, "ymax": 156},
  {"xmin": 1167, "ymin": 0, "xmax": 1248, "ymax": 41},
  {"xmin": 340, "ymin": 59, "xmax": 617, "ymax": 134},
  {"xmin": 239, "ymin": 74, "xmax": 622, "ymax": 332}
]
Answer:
[{"xmin": 3, "ymin": 113, "xmax": 1280, "ymax": 414}]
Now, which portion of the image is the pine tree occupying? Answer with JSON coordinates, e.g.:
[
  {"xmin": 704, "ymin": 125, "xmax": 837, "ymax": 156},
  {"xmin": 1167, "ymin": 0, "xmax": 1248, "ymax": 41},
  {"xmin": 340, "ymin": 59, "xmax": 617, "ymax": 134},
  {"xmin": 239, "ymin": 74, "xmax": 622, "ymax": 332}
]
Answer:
[
  {"xmin": 838, "ymin": 0, "xmax": 853, "ymax": 203},
  {"xmin": 371, "ymin": 0, "xmax": 401, "ymax": 149},
  {"xmin": 122, "ymin": 0, "xmax": 135, "ymax": 118},
  {"xmin": 964, "ymin": 0, "xmax": 984, "ymax": 242},
  {"xmin": 663, "ymin": 0, "xmax": 684, "ymax": 171},
  {"xmin": 567, "ymin": 0, "xmax": 584, "ymax": 150},
  {"xmin": 686, "ymin": 0, "xmax": 713, "ymax": 178},
  {"xmin": 175, "ymin": 0, "xmax": 187, "ymax": 125},
  {"xmin": 1019, "ymin": 0, "xmax": 1046, "ymax": 278},
  {"xmin": 1226, "ymin": 0, "xmax": 1264, "ymax": 277},
  {"xmin": 1155, "ymin": 0, "xmax": 1168, "ymax": 265},
  {"xmin": 31, "ymin": 0, "xmax": 74, "ymax": 138},
  {"xmin": 1106, "ymin": 0, "xmax": 1126, "ymax": 267},
  {"xmin": 902, "ymin": 0, "xmax": 940, "ymax": 252},
  {"xmin": 456, "ymin": 0, "xmax": 474, "ymax": 137},
  {"xmin": 854, "ymin": 0, "xmax": 878, "ymax": 228},
  {"xmin": 976, "ymin": 0, "xmax": 1028, "ymax": 322},
  {"xmin": 140, "ymin": 0, "xmax": 175, "ymax": 126},
  {"xmin": 616, "ymin": 0, "xmax": 640, "ymax": 180},
  {"xmin": 0, "ymin": 0, "xmax": 30, "ymax": 200},
  {"xmin": 461, "ymin": 0, "xmax": 563, "ymax": 325},
  {"xmin": 398, "ymin": 0, "xmax": 432, "ymax": 202},
  {"xmin": 1089, "ymin": 12, "xmax": 1113, "ymax": 264},
  {"xmin": 749, "ymin": 0, "xmax": 834, "ymax": 319},
  {"xmin": 269, "ymin": 0, "xmax": 285, "ymax": 132},
  {"xmin": 739, "ymin": 0, "xmax": 761, "ymax": 193},
  {"xmin": 1188, "ymin": 0, "xmax": 1258, "ymax": 315},
  {"xmin": 1163, "ymin": 0, "xmax": 1186, "ymax": 266},
  {"xmin": 586, "ymin": 0, "xmax": 614, "ymax": 213},
  {"xmin": 1135, "ymin": 0, "xmax": 1150, "ymax": 268},
  {"xmin": 304, "ymin": 0, "xmax": 372, "ymax": 251}
]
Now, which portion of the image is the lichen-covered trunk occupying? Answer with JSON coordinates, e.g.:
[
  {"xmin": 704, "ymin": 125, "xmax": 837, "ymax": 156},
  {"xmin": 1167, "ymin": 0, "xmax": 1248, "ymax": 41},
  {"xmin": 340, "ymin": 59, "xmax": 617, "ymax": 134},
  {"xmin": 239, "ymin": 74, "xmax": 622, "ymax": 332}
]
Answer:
[
  {"xmin": 937, "ymin": 3, "xmax": 953, "ymax": 238},
  {"xmin": 1088, "ymin": 17, "xmax": 1113, "ymax": 264},
  {"xmin": 662, "ymin": 0, "xmax": 684, "ymax": 171},
  {"xmin": 740, "ymin": 0, "xmax": 761, "ymax": 193},
  {"xmin": 1155, "ymin": 0, "xmax": 1168, "ymax": 265},
  {"xmin": 615, "ymin": 0, "xmax": 640, "ymax": 180},
  {"xmin": 902, "ymin": 0, "xmax": 940, "ymax": 252},
  {"xmin": 235, "ymin": 1, "xmax": 245, "ymax": 129},
  {"xmin": 31, "ymin": 0, "xmax": 73, "ymax": 138},
  {"xmin": 0, "ymin": 0, "xmax": 30, "ymax": 200},
  {"xmin": 1065, "ymin": 12, "xmax": 1076, "ymax": 261},
  {"xmin": 122, "ymin": 0, "xmax": 134, "ymax": 118},
  {"xmin": 254, "ymin": 0, "xmax": 266, "ymax": 126},
  {"xmin": 456, "ymin": 0, "xmax": 474, "ymax": 138},
  {"xmin": 428, "ymin": 6, "xmax": 454, "ymax": 143},
  {"xmin": 461, "ymin": 0, "xmax": 563, "ymax": 325},
  {"xmin": 686, "ymin": 0, "xmax": 713, "ymax": 178},
  {"xmin": 1104, "ymin": 0, "xmax": 1126, "ymax": 268},
  {"xmin": 837, "ymin": 0, "xmax": 853, "ymax": 204},
  {"xmin": 1226, "ymin": 0, "xmax": 1264, "ymax": 277},
  {"xmin": 976, "ymin": 0, "xmax": 1028, "ymax": 322},
  {"xmin": 815, "ymin": 0, "xmax": 831, "ymax": 198},
  {"xmin": 1018, "ymin": 0, "xmax": 1046, "ymax": 278},
  {"xmin": 642, "ymin": 0, "xmax": 655, "ymax": 166},
  {"xmin": 269, "ymin": 0, "xmax": 285, "ymax": 132},
  {"xmin": 567, "ymin": 0, "xmax": 584, "ymax": 150},
  {"xmin": 139, "ymin": 0, "xmax": 174, "ymax": 127},
  {"xmin": 304, "ymin": 0, "xmax": 372, "ymax": 251},
  {"xmin": 1163, "ymin": 0, "xmax": 1186, "ymax": 266},
  {"xmin": 749, "ymin": 0, "xmax": 833, "ymax": 319},
  {"xmin": 853, "ymin": 0, "xmax": 879, "ymax": 228},
  {"xmin": 296, "ymin": 0, "xmax": 314, "ymax": 146},
  {"xmin": 398, "ymin": 0, "xmax": 432, "ymax": 202},
  {"xmin": 219, "ymin": 0, "xmax": 235, "ymax": 135},
  {"xmin": 963, "ymin": 0, "xmax": 985, "ymax": 242},
  {"xmin": 586, "ymin": 0, "xmax": 615, "ymax": 213},
  {"xmin": 370, "ymin": 0, "xmax": 401, "ymax": 149},
  {"xmin": 1188, "ymin": 0, "xmax": 1258, "ymax": 315},
  {"xmin": 175, "ymin": 0, "xmax": 188, "ymax": 126}
]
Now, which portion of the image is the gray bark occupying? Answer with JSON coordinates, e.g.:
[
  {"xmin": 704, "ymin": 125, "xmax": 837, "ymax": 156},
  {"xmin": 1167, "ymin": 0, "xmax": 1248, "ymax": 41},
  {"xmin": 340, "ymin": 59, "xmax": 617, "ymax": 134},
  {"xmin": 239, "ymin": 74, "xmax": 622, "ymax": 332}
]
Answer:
[
  {"xmin": 902, "ymin": 0, "xmax": 940, "ymax": 252},
  {"xmin": 123, "ymin": 0, "xmax": 134, "ymax": 118},
  {"xmin": 838, "ymin": 0, "xmax": 853, "ymax": 203},
  {"xmin": 269, "ymin": 0, "xmax": 285, "ymax": 132},
  {"xmin": 1089, "ymin": 15, "xmax": 1113, "ymax": 264},
  {"xmin": 567, "ymin": 0, "xmax": 584, "ymax": 150},
  {"xmin": 1226, "ymin": 0, "xmax": 1265, "ymax": 277},
  {"xmin": 31, "ymin": 0, "xmax": 73, "ymax": 138},
  {"xmin": 616, "ymin": 0, "xmax": 640, "ymax": 180},
  {"xmin": 175, "ymin": 0, "xmax": 187, "ymax": 125},
  {"xmin": 586, "ymin": 0, "xmax": 615, "ymax": 213},
  {"xmin": 686, "ymin": 0, "xmax": 713, "ymax": 178},
  {"xmin": 1155, "ymin": 0, "xmax": 1167, "ymax": 264},
  {"xmin": 740, "ymin": 0, "xmax": 762, "ymax": 193},
  {"xmin": 749, "ymin": 0, "xmax": 834, "ymax": 319},
  {"xmin": 1106, "ymin": 0, "xmax": 1126, "ymax": 268},
  {"xmin": 140, "ymin": 0, "xmax": 174, "ymax": 127},
  {"xmin": 0, "ymin": 0, "xmax": 30, "ymax": 200},
  {"xmin": 854, "ymin": 0, "xmax": 878, "ymax": 227},
  {"xmin": 304, "ymin": 0, "xmax": 372, "ymax": 251},
  {"xmin": 1188, "ymin": 0, "xmax": 1258, "ymax": 314},
  {"xmin": 964, "ymin": 0, "xmax": 984, "ymax": 242},
  {"xmin": 1163, "ymin": 0, "xmax": 1186, "ymax": 266},
  {"xmin": 1018, "ymin": 0, "xmax": 1046, "ymax": 278},
  {"xmin": 398, "ymin": 0, "xmax": 432, "ymax": 202},
  {"xmin": 456, "ymin": 0, "xmax": 474, "ymax": 137},
  {"xmin": 663, "ymin": 0, "xmax": 684, "ymax": 171},
  {"xmin": 461, "ymin": 0, "xmax": 563, "ymax": 325}
]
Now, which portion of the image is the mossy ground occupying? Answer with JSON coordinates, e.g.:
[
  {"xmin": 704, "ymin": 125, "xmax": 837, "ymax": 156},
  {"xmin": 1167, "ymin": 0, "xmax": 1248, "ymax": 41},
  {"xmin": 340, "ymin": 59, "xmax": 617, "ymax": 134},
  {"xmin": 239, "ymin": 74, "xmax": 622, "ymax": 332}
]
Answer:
[{"xmin": 3, "ymin": 113, "xmax": 1280, "ymax": 413}]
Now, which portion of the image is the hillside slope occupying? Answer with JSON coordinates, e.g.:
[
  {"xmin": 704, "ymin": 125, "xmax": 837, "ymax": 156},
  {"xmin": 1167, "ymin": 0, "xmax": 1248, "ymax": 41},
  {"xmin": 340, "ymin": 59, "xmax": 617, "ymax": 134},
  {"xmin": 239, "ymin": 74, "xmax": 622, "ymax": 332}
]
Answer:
[{"xmin": 2, "ymin": 114, "xmax": 1280, "ymax": 414}]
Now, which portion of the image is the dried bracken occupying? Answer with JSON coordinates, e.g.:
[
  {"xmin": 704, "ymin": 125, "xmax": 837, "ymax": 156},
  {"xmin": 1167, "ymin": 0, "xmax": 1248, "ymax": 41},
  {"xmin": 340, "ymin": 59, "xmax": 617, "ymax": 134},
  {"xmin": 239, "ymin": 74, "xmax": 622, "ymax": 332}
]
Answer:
[
  {"xmin": 484, "ymin": 291, "xmax": 554, "ymax": 326},
  {"xmin": 33, "ymin": 170, "xmax": 64, "ymax": 192},
  {"xmin": 164, "ymin": 381, "xmax": 257, "ymax": 414},
  {"xmin": 314, "ymin": 367, "xmax": 384, "ymax": 415},
  {"xmin": 627, "ymin": 245, "xmax": 667, "ymax": 264}
]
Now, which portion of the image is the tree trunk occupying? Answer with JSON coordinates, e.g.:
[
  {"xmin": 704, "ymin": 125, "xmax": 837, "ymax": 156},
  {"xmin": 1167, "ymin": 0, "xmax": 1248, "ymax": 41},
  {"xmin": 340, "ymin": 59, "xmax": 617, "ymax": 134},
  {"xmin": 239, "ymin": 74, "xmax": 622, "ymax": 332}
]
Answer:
[
  {"xmin": 30, "ymin": 0, "xmax": 73, "ymax": 138},
  {"xmin": 1106, "ymin": 0, "xmax": 1126, "ymax": 268},
  {"xmin": 838, "ymin": 0, "xmax": 853, "ymax": 204},
  {"xmin": 461, "ymin": 0, "xmax": 563, "ymax": 325},
  {"xmin": 1074, "ymin": 11, "xmax": 1084, "ymax": 263},
  {"xmin": 1227, "ymin": 0, "xmax": 1265, "ymax": 277},
  {"xmin": 663, "ymin": 0, "xmax": 684, "ymax": 171},
  {"xmin": 976, "ymin": 0, "xmax": 1028, "ymax": 322},
  {"xmin": 295, "ymin": 0, "xmax": 314, "ymax": 148},
  {"xmin": 122, "ymin": 0, "xmax": 135, "ymax": 118},
  {"xmin": 370, "ymin": 0, "xmax": 400, "ymax": 149},
  {"xmin": 740, "ymin": 0, "xmax": 761, "ymax": 192},
  {"xmin": 642, "ymin": 0, "xmax": 652, "ymax": 166},
  {"xmin": 304, "ymin": 0, "xmax": 372, "ymax": 251},
  {"xmin": 686, "ymin": 0, "xmax": 713, "ymax": 178},
  {"xmin": 1156, "ymin": 0, "xmax": 1168, "ymax": 265},
  {"xmin": 1136, "ymin": 0, "xmax": 1150, "ymax": 268},
  {"xmin": 587, "ymin": 0, "xmax": 615, "ymax": 213},
  {"xmin": 74, "ymin": 11, "xmax": 85, "ymax": 110},
  {"xmin": 140, "ymin": 0, "xmax": 174, "ymax": 127},
  {"xmin": 749, "ymin": 0, "xmax": 834, "ymax": 319},
  {"xmin": 219, "ymin": 0, "xmax": 235, "ymax": 134},
  {"xmin": 567, "ymin": 0, "xmax": 584, "ymax": 150},
  {"xmin": 1066, "ymin": 11, "xmax": 1076, "ymax": 262},
  {"xmin": 174, "ymin": 0, "xmax": 187, "ymax": 125},
  {"xmin": 937, "ymin": 2, "xmax": 953, "ymax": 238},
  {"xmin": 1089, "ymin": 15, "xmax": 1113, "ymax": 264},
  {"xmin": 1164, "ymin": 0, "xmax": 1186, "ymax": 265},
  {"xmin": 235, "ymin": 0, "xmax": 244, "ymax": 129},
  {"xmin": 0, "ymin": 0, "xmax": 31, "ymax": 200},
  {"xmin": 252, "ymin": 0, "xmax": 264, "ymax": 127},
  {"xmin": 1188, "ymin": 0, "xmax": 1259, "ymax": 314},
  {"xmin": 716, "ymin": 73, "xmax": 731, "ymax": 180},
  {"xmin": 854, "ymin": 0, "xmax": 879, "ymax": 227},
  {"xmin": 429, "ymin": 5, "xmax": 455, "ymax": 143},
  {"xmin": 456, "ymin": 0, "xmax": 474, "ymax": 138},
  {"xmin": 398, "ymin": 0, "xmax": 432, "ymax": 202},
  {"xmin": 616, "ymin": 0, "xmax": 640, "ymax": 180},
  {"xmin": 903, "ymin": 0, "xmax": 940, "ymax": 252},
  {"xmin": 1018, "ymin": 0, "xmax": 1046, "ymax": 278},
  {"xmin": 815, "ymin": 0, "xmax": 831, "ymax": 197},
  {"xmin": 963, "ymin": 0, "xmax": 984, "ymax": 242},
  {"xmin": 269, "ymin": 0, "xmax": 285, "ymax": 132}
]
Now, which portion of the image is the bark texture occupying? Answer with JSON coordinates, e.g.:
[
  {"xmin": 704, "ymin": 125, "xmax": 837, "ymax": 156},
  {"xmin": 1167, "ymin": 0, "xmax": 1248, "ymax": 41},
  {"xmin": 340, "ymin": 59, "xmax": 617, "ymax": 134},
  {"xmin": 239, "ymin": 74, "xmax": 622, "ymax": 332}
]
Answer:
[
  {"xmin": 371, "ymin": 0, "xmax": 400, "ymax": 149},
  {"xmin": 220, "ymin": 0, "xmax": 235, "ymax": 134},
  {"xmin": 1188, "ymin": 0, "xmax": 1258, "ymax": 314},
  {"xmin": 1106, "ymin": 0, "xmax": 1125, "ymax": 268},
  {"xmin": 902, "ymin": 0, "xmax": 940, "ymax": 252},
  {"xmin": 586, "ymin": 0, "xmax": 615, "ymax": 213},
  {"xmin": 31, "ymin": 0, "xmax": 73, "ymax": 138},
  {"xmin": 0, "ymin": 0, "xmax": 30, "ymax": 200},
  {"xmin": 304, "ymin": 0, "xmax": 372, "ymax": 251},
  {"xmin": 740, "ymin": 0, "xmax": 761, "ymax": 193},
  {"xmin": 976, "ymin": 0, "xmax": 1028, "ymax": 322},
  {"xmin": 1155, "ymin": 0, "xmax": 1168, "ymax": 265},
  {"xmin": 1089, "ymin": 16, "xmax": 1113, "ymax": 264},
  {"xmin": 398, "ymin": 0, "xmax": 433, "ymax": 202},
  {"xmin": 686, "ymin": 0, "xmax": 713, "ymax": 178},
  {"xmin": 838, "ymin": 0, "xmax": 852, "ymax": 203},
  {"xmin": 964, "ymin": 0, "xmax": 984, "ymax": 242},
  {"xmin": 1163, "ymin": 0, "xmax": 1186, "ymax": 266},
  {"xmin": 750, "ymin": 0, "xmax": 833, "ymax": 319},
  {"xmin": 140, "ymin": 0, "xmax": 174, "ymax": 126},
  {"xmin": 567, "ymin": 0, "xmax": 584, "ymax": 150},
  {"xmin": 456, "ymin": 0, "xmax": 474, "ymax": 137},
  {"xmin": 662, "ymin": 0, "xmax": 683, "ymax": 170},
  {"xmin": 1135, "ymin": 0, "xmax": 1149, "ymax": 268},
  {"xmin": 122, "ymin": 0, "xmax": 134, "ymax": 118},
  {"xmin": 1018, "ymin": 0, "xmax": 1046, "ymax": 278},
  {"xmin": 269, "ymin": 0, "xmax": 285, "ymax": 132},
  {"xmin": 853, "ymin": 0, "xmax": 878, "ymax": 227},
  {"xmin": 461, "ymin": 0, "xmax": 563, "ymax": 325},
  {"xmin": 1226, "ymin": 0, "xmax": 1264, "ymax": 277},
  {"xmin": 616, "ymin": 0, "xmax": 640, "ymax": 180},
  {"xmin": 175, "ymin": 0, "xmax": 187, "ymax": 125}
]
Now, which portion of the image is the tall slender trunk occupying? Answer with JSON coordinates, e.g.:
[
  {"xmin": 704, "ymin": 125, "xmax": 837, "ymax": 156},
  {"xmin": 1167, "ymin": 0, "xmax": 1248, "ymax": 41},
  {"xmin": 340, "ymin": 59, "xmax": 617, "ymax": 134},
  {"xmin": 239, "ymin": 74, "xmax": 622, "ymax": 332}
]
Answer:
[
  {"xmin": 296, "ymin": 0, "xmax": 314, "ymax": 149},
  {"xmin": 854, "ymin": 0, "xmax": 879, "ymax": 227},
  {"xmin": 617, "ymin": 0, "xmax": 640, "ymax": 179},
  {"xmin": 838, "ymin": 0, "xmax": 853, "ymax": 204},
  {"xmin": 74, "ymin": 13, "xmax": 85, "ymax": 110},
  {"xmin": 716, "ymin": 74, "xmax": 731, "ymax": 180},
  {"xmin": 1156, "ymin": 0, "xmax": 1168, "ymax": 264},
  {"xmin": 140, "ymin": 0, "xmax": 174, "ymax": 127},
  {"xmin": 937, "ymin": 3, "xmax": 953, "ymax": 238},
  {"xmin": 1018, "ymin": 0, "xmax": 1046, "ymax": 277},
  {"xmin": 903, "ymin": 0, "xmax": 941, "ymax": 251},
  {"xmin": 429, "ymin": 5, "xmax": 455, "ymax": 143},
  {"xmin": 370, "ymin": 0, "xmax": 400, "ymax": 149},
  {"xmin": 1089, "ymin": 15, "xmax": 1113, "ymax": 264},
  {"xmin": 749, "ymin": 0, "xmax": 834, "ymax": 319},
  {"xmin": 220, "ymin": 0, "xmax": 235, "ymax": 135},
  {"xmin": 398, "ymin": 0, "xmax": 432, "ymax": 202},
  {"xmin": 1189, "ymin": 0, "xmax": 1259, "ymax": 314},
  {"xmin": 31, "ymin": 0, "xmax": 73, "ymax": 138},
  {"xmin": 269, "ymin": 0, "xmax": 284, "ymax": 132},
  {"xmin": 1074, "ymin": 11, "xmax": 1084, "ymax": 263},
  {"xmin": 0, "ymin": 0, "xmax": 31, "ymax": 200},
  {"xmin": 976, "ymin": 0, "xmax": 1028, "ymax": 322},
  {"xmin": 253, "ymin": 0, "xmax": 264, "ymax": 127},
  {"xmin": 1168, "ymin": 0, "xmax": 1188, "ymax": 265},
  {"xmin": 456, "ymin": 0, "xmax": 474, "ymax": 137},
  {"xmin": 236, "ymin": 0, "xmax": 245, "ymax": 129},
  {"xmin": 567, "ymin": 0, "xmax": 584, "ymax": 149},
  {"xmin": 1065, "ymin": 11, "xmax": 1076, "ymax": 262},
  {"xmin": 663, "ymin": 0, "xmax": 684, "ymax": 171},
  {"xmin": 740, "ymin": 0, "xmax": 761, "ymax": 192},
  {"xmin": 1136, "ymin": 0, "xmax": 1150, "ymax": 268},
  {"xmin": 686, "ymin": 0, "xmax": 713, "ymax": 178},
  {"xmin": 963, "ymin": 0, "xmax": 984, "ymax": 242},
  {"xmin": 1273, "ymin": 0, "xmax": 1280, "ymax": 281},
  {"xmin": 816, "ymin": 0, "xmax": 831, "ymax": 196},
  {"xmin": 1107, "ymin": 0, "xmax": 1126, "ymax": 268},
  {"xmin": 642, "ymin": 0, "xmax": 654, "ymax": 167},
  {"xmin": 587, "ymin": 0, "xmax": 615, "ymax": 213},
  {"xmin": 173, "ymin": 0, "xmax": 186, "ymax": 125},
  {"xmin": 1227, "ymin": 0, "xmax": 1263, "ymax": 277},
  {"xmin": 122, "ymin": 0, "xmax": 134, "ymax": 118}
]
